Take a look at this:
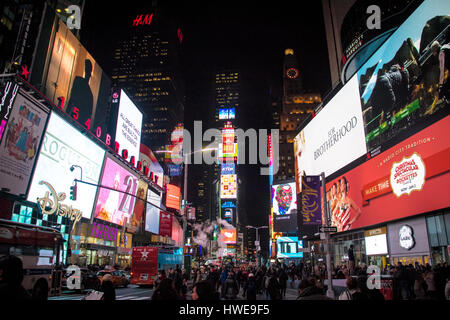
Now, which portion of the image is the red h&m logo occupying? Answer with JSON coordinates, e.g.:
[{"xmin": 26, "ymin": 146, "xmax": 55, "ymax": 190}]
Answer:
[{"xmin": 133, "ymin": 13, "xmax": 153, "ymax": 26}]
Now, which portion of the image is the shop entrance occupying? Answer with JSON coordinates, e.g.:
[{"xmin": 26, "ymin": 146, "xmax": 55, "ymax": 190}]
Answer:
[
  {"xmin": 367, "ymin": 255, "xmax": 387, "ymax": 269},
  {"xmin": 391, "ymin": 255, "xmax": 430, "ymax": 266}
]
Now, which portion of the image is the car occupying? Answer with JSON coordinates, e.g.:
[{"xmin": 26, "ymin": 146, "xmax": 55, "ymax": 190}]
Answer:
[
  {"xmin": 62, "ymin": 267, "xmax": 100, "ymax": 292},
  {"xmin": 97, "ymin": 270, "xmax": 129, "ymax": 288}
]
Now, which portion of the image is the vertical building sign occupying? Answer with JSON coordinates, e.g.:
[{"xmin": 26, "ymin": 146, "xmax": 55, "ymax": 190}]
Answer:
[{"xmin": 301, "ymin": 176, "xmax": 322, "ymax": 225}]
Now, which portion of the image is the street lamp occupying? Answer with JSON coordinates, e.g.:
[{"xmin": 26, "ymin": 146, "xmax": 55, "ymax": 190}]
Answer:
[{"xmin": 246, "ymin": 225, "xmax": 268, "ymax": 267}]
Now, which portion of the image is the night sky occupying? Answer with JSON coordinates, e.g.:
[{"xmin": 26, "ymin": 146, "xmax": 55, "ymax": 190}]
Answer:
[{"xmin": 80, "ymin": 1, "xmax": 331, "ymax": 239}]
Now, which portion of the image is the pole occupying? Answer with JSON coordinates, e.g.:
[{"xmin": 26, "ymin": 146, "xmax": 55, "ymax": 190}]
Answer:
[
  {"xmin": 182, "ymin": 157, "xmax": 188, "ymax": 270},
  {"xmin": 322, "ymin": 172, "xmax": 335, "ymax": 299},
  {"xmin": 256, "ymin": 228, "xmax": 259, "ymax": 267}
]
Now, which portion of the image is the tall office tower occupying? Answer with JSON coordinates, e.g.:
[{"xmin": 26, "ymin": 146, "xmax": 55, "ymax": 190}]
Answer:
[
  {"xmin": 322, "ymin": 0, "xmax": 421, "ymax": 88},
  {"xmin": 275, "ymin": 49, "xmax": 321, "ymax": 182},
  {"xmin": 111, "ymin": 8, "xmax": 185, "ymax": 163},
  {"xmin": 192, "ymin": 167, "xmax": 210, "ymax": 222}
]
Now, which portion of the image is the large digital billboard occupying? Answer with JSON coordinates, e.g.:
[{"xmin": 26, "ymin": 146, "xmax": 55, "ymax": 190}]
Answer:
[
  {"xmin": 0, "ymin": 88, "xmax": 49, "ymax": 196},
  {"xmin": 28, "ymin": 112, "xmax": 105, "ymax": 219},
  {"xmin": 166, "ymin": 184, "xmax": 181, "ymax": 211},
  {"xmin": 128, "ymin": 180, "xmax": 148, "ymax": 233},
  {"xmin": 145, "ymin": 189, "xmax": 161, "ymax": 234},
  {"xmin": 220, "ymin": 228, "xmax": 237, "ymax": 244},
  {"xmin": 93, "ymin": 156, "xmax": 139, "ymax": 226},
  {"xmin": 326, "ymin": 115, "xmax": 450, "ymax": 232},
  {"xmin": 140, "ymin": 143, "xmax": 164, "ymax": 188},
  {"xmin": 293, "ymin": 76, "xmax": 367, "ymax": 192},
  {"xmin": 42, "ymin": 19, "xmax": 112, "ymax": 137},
  {"xmin": 219, "ymin": 108, "xmax": 236, "ymax": 120},
  {"xmin": 276, "ymin": 237, "xmax": 303, "ymax": 259},
  {"xmin": 357, "ymin": 0, "xmax": 450, "ymax": 154},
  {"xmin": 272, "ymin": 182, "xmax": 297, "ymax": 233},
  {"xmin": 114, "ymin": 89, "xmax": 143, "ymax": 163},
  {"xmin": 221, "ymin": 174, "xmax": 237, "ymax": 199}
]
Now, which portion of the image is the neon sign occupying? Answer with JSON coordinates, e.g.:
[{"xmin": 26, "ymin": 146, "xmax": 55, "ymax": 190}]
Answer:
[{"xmin": 133, "ymin": 14, "xmax": 153, "ymax": 26}]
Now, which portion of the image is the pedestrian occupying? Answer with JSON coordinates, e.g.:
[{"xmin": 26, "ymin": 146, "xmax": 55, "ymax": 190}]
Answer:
[
  {"xmin": 0, "ymin": 255, "xmax": 32, "ymax": 301},
  {"xmin": 267, "ymin": 271, "xmax": 282, "ymax": 300},
  {"xmin": 445, "ymin": 271, "xmax": 450, "ymax": 300},
  {"xmin": 424, "ymin": 266, "xmax": 437, "ymax": 299},
  {"xmin": 100, "ymin": 274, "xmax": 116, "ymax": 302},
  {"xmin": 151, "ymin": 278, "xmax": 180, "ymax": 300},
  {"xmin": 347, "ymin": 245, "xmax": 355, "ymax": 276},
  {"xmin": 297, "ymin": 278, "xmax": 332, "ymax": 300},
  {"xmin": 339, "ymin": 277, "xmax": 366, "ymax": 300},
  {"xmin": 278, "ymin": 268, "xmax": 288, "ymax": 298},
  {"xmin": 192, "ymin": 280, "xmax": 219, "ymax": 301},
  {"xmin": 220, "ymin": 268, "xmax": 228, "ymax": 298},
  {"xmin": 414, "ymin": 270, "xmax": 427, "ymax": 300},
  {"xmin": 224, "ymin": 271, "xmax": 239, "ymax": 300},
  {"xmin": 245, "ymin": 273, "xmax": 257, "ymax": 300}
]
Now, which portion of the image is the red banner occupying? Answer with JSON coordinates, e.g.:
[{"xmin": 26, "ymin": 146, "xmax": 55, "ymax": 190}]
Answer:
[
  {"xmin": 326, "ymin": 116, "xmax": 450, "ymax": 232},
  {"xmin": 159, "ymin": 212, "xmax": 173, "ymax": 237}
]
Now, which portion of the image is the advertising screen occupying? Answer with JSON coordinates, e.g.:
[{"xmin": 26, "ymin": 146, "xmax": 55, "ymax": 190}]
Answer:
[
  {"xmin": 171, "ymin": 217, "xmax": 183, "ymax": 247},
  {"xmin": 114, "ymin": 89, "xmax": 142, "ymax": 163},
  {"xmin": 293, "ymin": 76, "xmax": 367, "ymax": 192},
  {"xmin": 365, "ymin": 234, "xmax": 389, "ymax": 256},
  {"xmin": 166, "ymin": 184, "xmax": 181, "ymax": 211},
  {"xmin": 93, "ymin": 156, "xmax": 139, "ymax": 226},
  {"xmin": 0, "ymin": 88, "xmax": 49, "ymax": 196},
  {"xmin": 272, "ymin": 182, "xmax": 297, "ymax": 233},
  {"xmin": 219, "ymin": 108, "xmax": 236, "ymax": 120},
  {"xmin": 145, "ymin": 189, "xmax": 161, "ymax": 234},
  {"xmin": 43, "ymin": 19, "xmax": 111, "ymax": 136},
  {"xmin": 326, "ymin": 115, "xmax": 450, "ymax": 232},
  {"xmin": 159, "ymin": 212, "xmax": 173, "ymax": 237},
  {"xmin": 128, "ymin": 180, "xmax": 148, "ymax": 233},
  {"xmin": 140, "ymin": 143, "xmax": 164, "ymax": 188},
  {"xmin": 28, "ymin": 112, "xmax": 105, "ymax": 219},
  {"xmin": 218, "ymin": 143, "xmax": 238, "ymax": 162},
  {"xmin": 276, "ymin": 237, "xmax": 303, "ymax": 259},
  {"xmin": 220, "ymin": 228, "xmax": 237, "ymax": 244},
  {"xmin": 356, "ymin": 0, "xmax": 450, "ymax": 153},
  {"xmin": 221, "ymin": 163, "xmax": 235, "ymax": 175},
  {"xmin": 221, "ymin": 174, "xmax": 237, "ymax": 199}
]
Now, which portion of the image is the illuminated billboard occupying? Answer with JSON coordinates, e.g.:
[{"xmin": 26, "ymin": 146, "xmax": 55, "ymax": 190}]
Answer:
[
  {"xmin": 140, "ymin": 143, "xmax": 164, "ymax": 188},
  {"xmin": 221, "ymin": 163, "xmax": 235, "ymax": 175},
  {"xmin": 166, "ymin": 184, "xmax": 181, "ymax": 211},
  {"xmin": 0, "ymin": 88, "xmax": 49, "ymax": 197},
  {"xmin": 276, "ymin": 237, "xmax": 303, "ymax": 259},
  {"xmin": 293, "ymin": 76, "xmax": 367, "ymax": 192},
  {"xmin": 114, "ymin": 89, "xmax": 142, "ymax": 163},
  {"xmin": 42, "ymin": 19, "xmax": 112, "ymax": 137},
  {"xmin": 221, "ymin": 174, "xmax": 237, "ymax": 199},
  {"xmin": 326, "ymin": 115, "xmax": 450, "ymax": 232},
  {"xmin": 272, "ymin": 182, "xmax": 297, "ymax": 233},
  {"xmin": 128, "ymin": 180, "xmax": 148, "ymax": 233},
  {"xmin": 28, "ymin": 112, "xmax": 105, "ymax": 219},
  {"xmin": 219, "ymin": 108, "xmax": 236, "ymax": 120},
  {"xmin": 220, "ymin": 228, "xmax": 237, "ymax": 244},
  {"xmin": 93, "ymin": 156, "xmax": 139, "ymax": 226},
  {"xmin": 218, "ymin": 143, "xmax": 238, "ymax": 162},
  {"xmin": 145, "ymin": 189, "xmax": 161, "ymax": 234},
  {"xmin": 356, "ymin": 0, "xmax": 450, "ymax": 154}
]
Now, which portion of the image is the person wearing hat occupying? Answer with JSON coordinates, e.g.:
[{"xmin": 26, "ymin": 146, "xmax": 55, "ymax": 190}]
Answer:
[{"xmin": 431, "ymin": 40, "xmax": 450, "ymax": 102}]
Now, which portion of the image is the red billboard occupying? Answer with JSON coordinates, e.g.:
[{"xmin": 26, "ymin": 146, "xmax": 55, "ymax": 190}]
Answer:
[
  {"xmin": 159, "ymin": 212, "xmax": 173, "ymax": 237},
  {"xmin": 326, "ymin": 116, "xmax": 450, "ymax": 232},
  {"xmin": 165, "ymin": 184, "xmax": 181, "ymax": 211}
]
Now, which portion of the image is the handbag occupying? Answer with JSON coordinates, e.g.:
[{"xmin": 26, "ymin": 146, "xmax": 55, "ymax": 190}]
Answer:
[{"xmin": 82, "ymin": 290, "xmax": 104, "ymax": 300}]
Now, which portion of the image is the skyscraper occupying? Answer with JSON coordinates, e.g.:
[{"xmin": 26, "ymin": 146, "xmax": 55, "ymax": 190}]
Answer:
[
  {"xmin": 111, "ymin": 8, "xmax": 185, "ymax": 162},
  {"xmin": 275, "ymin": 49, "xmax": 321, "ymax": 182}
]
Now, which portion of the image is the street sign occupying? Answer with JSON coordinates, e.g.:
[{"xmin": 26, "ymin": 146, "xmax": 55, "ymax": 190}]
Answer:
[
  {"xmin": 319, "ymin": 226, "xmax": 337, "ymax": 233},
  {"xmin": 254, "ymin": 241, "xmax": 260, "ymax": 246}
]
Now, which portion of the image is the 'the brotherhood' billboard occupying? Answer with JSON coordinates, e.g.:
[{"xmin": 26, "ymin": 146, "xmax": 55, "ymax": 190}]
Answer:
[{"xmin": 326, "ymin": 115, "xmax": 450, "ymax": 232}]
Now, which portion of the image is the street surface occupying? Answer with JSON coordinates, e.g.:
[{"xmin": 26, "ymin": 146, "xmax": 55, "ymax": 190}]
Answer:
[{"xmin": 49, "ymin": 280, "xmax": 300, "ymax": 301}]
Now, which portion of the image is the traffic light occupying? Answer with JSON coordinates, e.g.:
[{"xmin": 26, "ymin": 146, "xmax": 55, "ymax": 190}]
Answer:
[{"xmin": 70, "ymin": 183, "xmax": 77, "ymax": 200}]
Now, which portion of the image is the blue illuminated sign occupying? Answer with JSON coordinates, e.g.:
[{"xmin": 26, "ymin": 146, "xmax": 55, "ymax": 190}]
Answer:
[
  {"xmin": 221, "ymin": 201, "xmax": 236, "ymax": 208},
  {"xmin": 219, "ymin": 108, "xmax": 236, "ymax": 120},
  {"xmin": 221, "ymin": 163, "xmax": 235, "ymax": 175},
  {"xmin": 276, "ymin": 237, "xmax": 303, "ymax": 258}
]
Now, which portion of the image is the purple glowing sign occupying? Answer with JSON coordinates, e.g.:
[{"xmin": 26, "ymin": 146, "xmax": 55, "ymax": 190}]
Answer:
[{"xmin": 91, "ymin": 221, "xmax": 119, "ymax": 242}]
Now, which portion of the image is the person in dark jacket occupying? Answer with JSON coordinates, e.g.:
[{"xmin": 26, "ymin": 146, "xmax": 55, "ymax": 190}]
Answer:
[
  {"xmin": 245, "ymin": 273, "xmax": 257, "ymax": 300},
  {"xmin": 297, "ymin": 278, "xmax": 332, "ymax": 300},
  {"xmin": 192, "ymin": 280, "xmax": 220, "ymax": 301},
  {"xmin": 151, "ymin": 278, "xmax": 180, "ymax": 300},
  {"xmin": 224, "ymin": 271, "xmax": 239, "ymax": 300},
  {"xmin": 0, "ymin": 255, "xmax": 32, "ymax": 301},
  {"xmin": 100, "ymin": 274, "xmax": 116, "ymax": 301},
  {"xmin": 267, "ymin": 271, "xmax": 282, "ymax": 300},
  {"xmin": 278, "ymin": 268, "xmax": 288, "ymax": 298}
]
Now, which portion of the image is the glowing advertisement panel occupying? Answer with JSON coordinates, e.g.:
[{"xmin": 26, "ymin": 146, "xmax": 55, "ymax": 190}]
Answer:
[
  {"xmin": 272, "ymin": 182, "xmax": 297, "ymax": 233},
  {"xmin": 140, "ymin": 143, "xmax": 164, "ymax": 188},
  {"xmin": 0, "ymin": 89, "xmax": 49, "ymax": 196},
  {"xmin": 276, "ymin": 237, "xmax": 303, "ymax": 259},
  {"xmin": 365, "ymin": 234, "xmax": 389, "ymax": 256},
  {"xmin": 166, "ymin": 184, "xmax": 181, "ymax": 211},
  {"xmin": 219, "ymin": 228, "xmax": 237, "ymax": 244},
  {"xmin": 326, "ymin": 115, "xmax": 450, "ymax": 232},
  {"xmin": 128, "ymin": 180, "xmax": 148, "ymax": 233},
  {"xmin": 28, "ymin": 112, "xmax": 105, "ymax": 219},
  {"xmin": 93, "ymin": 156, "xmax": 139, "ymax": 226},
  {"xmin": 171, "ymin": 217, "xmax": 183, "ymax": 247},
  {"xmin": 221, "ymin": 163, "xmax": 235, "ymax": 175},
  {"xmin": 145, "ymin": 189, "xmax": 161, "ymax": 234},
  {"xmin": 221, "ymin": 174, "xmax": 237, "ymax": 199},
  {"xmin": 114, "ymin": 89, "xmax": 143, "ymax": 163},
  {"xmin": 219, "ymin": 108, "xmax": 236, "ymax": 120},
  {"xmin": 356, "ymin": 0, "xmax": 450, "ymax": 153},
  {"xmin": 293, "ymin": 76, "xmax": 367, "ymax": 193}
]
